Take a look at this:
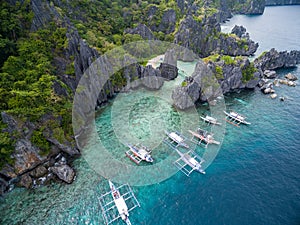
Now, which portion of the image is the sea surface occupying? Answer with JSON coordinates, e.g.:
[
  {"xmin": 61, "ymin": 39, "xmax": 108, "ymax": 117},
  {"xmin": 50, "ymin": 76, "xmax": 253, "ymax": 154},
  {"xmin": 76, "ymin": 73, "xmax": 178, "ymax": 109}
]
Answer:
[{"xmin": 1, "ymin": 6, "xmax": 300, "ymax": 225}]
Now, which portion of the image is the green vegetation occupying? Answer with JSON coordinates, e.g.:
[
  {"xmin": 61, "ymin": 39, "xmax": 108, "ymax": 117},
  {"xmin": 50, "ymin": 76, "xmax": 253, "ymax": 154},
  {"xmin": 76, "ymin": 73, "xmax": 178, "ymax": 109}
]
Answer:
[
  {"xmin": 181, "ymin": 81, "xmax": 188, "ymax": 87},
  {"xmin": 221, "ymin": 55, "xmax": 236, "ymax": 65},
  {"xmin": 242, "ymin": 63, "xmax": 257, "ymax": 83},
  {"xmin": 0, "ymin": 121, "xmax": 15, "ymax": 168},
  {"xmin": 215, "ymin": 66, "xmax": 224, "ymax": 80},
  {"xmin": 30, "ymin": 129, "xmax": 51, "ymax": 156}
]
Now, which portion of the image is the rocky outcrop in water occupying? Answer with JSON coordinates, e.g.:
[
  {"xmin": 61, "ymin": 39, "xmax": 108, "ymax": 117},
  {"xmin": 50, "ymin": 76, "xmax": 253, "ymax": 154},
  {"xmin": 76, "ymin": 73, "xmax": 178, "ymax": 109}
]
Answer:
[
  {"xmin": 254, "ymin": 48, "xmax": 300, "ymax": 71},
  {"xmin": 236, "ymin": 0, "xmax": 266, "ymax": 15},
  {"xmin": 0, "ymin": 111, "xmax": 79, "ymax": 189},
  {"xmin": 172, "ymin": 56, "xmax": 263, "ymax": 109},
  {"xmin": 50, "ymin": 164, "xmax": 75, "ymax": 184},
  {"xmin": 158, "ymin": 49, "xmax": 179, "ymax": 80}
]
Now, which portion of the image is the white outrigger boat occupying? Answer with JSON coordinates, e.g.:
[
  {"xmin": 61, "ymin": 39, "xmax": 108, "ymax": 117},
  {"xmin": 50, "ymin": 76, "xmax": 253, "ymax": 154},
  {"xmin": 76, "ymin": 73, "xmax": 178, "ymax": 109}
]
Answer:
[
  {"xmin": 224, "ymin": 111, "xmax": 251, "ymax": 126},
  {"xmin": 164, "ymin": 131, "xmax": 189, "ymax": 148},
  {"xmin": 200, "ymin": 115, "xmax": 221, "ymax": 125},
  {"xmin": 189, "ymin": 128, "xmax": 220, "ymax": 147},
  {"xmin": 125, "ymin": 144, "xmax": 153, "ymax": 164},
  {"xmin": 109, "ymin": 180, "xmax": 131, "ymax": 225},
  {"xmin": 174, "ymin": 148, "xmax": 205, "ymax": 176},
  {"xmin": 98, "ymin": 180, "xmax": 140, "ymax": 225}
]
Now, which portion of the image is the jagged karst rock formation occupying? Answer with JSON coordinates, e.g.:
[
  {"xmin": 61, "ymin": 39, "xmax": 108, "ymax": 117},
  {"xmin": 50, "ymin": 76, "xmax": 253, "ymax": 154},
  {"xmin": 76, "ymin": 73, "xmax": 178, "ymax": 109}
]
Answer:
[
  {"xmin": 172, "ymin": 56, "xmax": 262, "ymax": 110},
  {"xmin": 254, "ymin": 48, "xmax": 300, "ymax": 71},
  {"xmin": 174, "ymin": 15, "xmax": 258, "ymax": 58},
  {"xmin": 124, "ymin": 24, "xmax": 156, "ymax": 40}
]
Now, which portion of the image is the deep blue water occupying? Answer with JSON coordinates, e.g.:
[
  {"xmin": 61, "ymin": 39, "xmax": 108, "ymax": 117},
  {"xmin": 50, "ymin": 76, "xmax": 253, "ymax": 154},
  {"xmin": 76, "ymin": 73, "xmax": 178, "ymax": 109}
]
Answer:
[{"xmin": 1, "ymin": 6, "xmax": 300, "ymax": 225}]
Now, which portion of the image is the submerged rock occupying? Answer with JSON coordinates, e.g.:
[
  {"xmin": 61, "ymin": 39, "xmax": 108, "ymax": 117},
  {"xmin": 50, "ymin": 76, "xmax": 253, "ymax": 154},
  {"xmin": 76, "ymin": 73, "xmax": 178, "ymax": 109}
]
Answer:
[
  {"xmin": 270, "ymin": 93, "xmax": 277, "ymax": 99},
  {"xmin": 285, "ymin": 73, "xmax": 298, "ymax": 81}
]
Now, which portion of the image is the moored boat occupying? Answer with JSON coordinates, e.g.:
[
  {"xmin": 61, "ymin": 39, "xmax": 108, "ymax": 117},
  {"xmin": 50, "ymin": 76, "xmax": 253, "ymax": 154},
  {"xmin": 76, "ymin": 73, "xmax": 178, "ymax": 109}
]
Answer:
[
  {"xmin": 224, "ymin": 111, "xmax": 251, "ymax": 125},
  {"xmin": 189, "ymin": 128, "xmax": 220, "ymax": 147},
  {"xmin": 109, "ymin": 180, "xmax": 131, "ymax": 225},
  {"xmin": 165, "ymin": 131, "xmax": 189, "ymax": 148},
  {"xmin": 126, "ymin": 144, "xmax": 153, "ymax": 164},
  {"xmin": 174, "ymin": 148, "xmax": 205, "ymax": 175},
  {"xmin": 200, "ymin": 115, "xmax": 221, "ymax": 125}
]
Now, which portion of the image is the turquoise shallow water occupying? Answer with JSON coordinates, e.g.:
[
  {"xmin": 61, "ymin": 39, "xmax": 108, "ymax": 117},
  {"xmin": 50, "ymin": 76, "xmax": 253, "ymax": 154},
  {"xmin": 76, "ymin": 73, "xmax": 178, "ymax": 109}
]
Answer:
[{"xmin": 1, "ymin": 6, "xmax": 300, "ymax": 225}]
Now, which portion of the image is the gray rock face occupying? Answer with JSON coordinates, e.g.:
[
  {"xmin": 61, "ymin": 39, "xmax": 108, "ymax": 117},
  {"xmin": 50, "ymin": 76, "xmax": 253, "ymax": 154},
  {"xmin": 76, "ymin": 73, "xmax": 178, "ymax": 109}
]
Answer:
[
  {"xmin": 140, "ymin": 66, "xmax": 164, "ymax": 90},
  {"xmin": 231, "ymin": 25, "xmax": 248, "ymax": 39},
  {"xmin": 125, "ymin": 24, "xmax": 156, "ymax": 40},
  {"xmin": 50, "ymin": 164, "xmax": 75, "ymax": 184},
  {"xmin": 254, "ymin": 48, "xmax": 300, "ymax": 70},
  {"xmin": 245, "ymin": 0, "xmax": 266, "ymax": 15},
  {"xmin": 174, "ymin": 15, "xmax": 258, "ymax": 57},
  {"xmin": 172, "ymin": 77, "xmax": 201, "ymax": 110},
  {"xmin": 13, "ymin": 139, "xmax": 46, "ymax": 175},
  {"xmin": 30, "ymin": 0, "xmax": 60, "ymax": 31},
  {"xmin": 158, "ymin": 48, "xmax": 179, "ymax": 80},
  {"xmin": 0, "ymin": 178, "xmax": 9, "ymax": 195},
  {"xmin": 148, "ymin": 8, "xmax": 176, "ymax": 34},
  {"xmin": 46, "ymin": 136, "xmax": 79, "ymax": 156},
  {"xmin": 159, "ymin": 63, "xmax": 178, "ymax": 80}
]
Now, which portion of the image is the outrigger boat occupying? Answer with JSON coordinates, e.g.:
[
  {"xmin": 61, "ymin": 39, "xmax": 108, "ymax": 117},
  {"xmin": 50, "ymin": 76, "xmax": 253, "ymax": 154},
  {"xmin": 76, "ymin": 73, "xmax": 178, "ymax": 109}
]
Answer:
[
  {"xmin": 200, "ymin": 115, "xmax": 221, "ymax": 125},
  {"xmin": 125, "ymin": 144, "xmax": 153, "ymax": 165},
  {"xmin": 173, "ymin": 148, "xmax": 205, "ymax": 176},
  {"xmin": 109, "ymin": 180, "xmax": 131, "ymax": 225},
  {"xmin": 164, "ymin": 131, "xmax": 189, "ymax": 148},
  {"xmin": 98, "ymin": 180, "xmax": 140, "ymax": 225},
  {"xmin": 224, "ymin": 111, "xmax": 251, "ymax": 126},
  {"xmin": 189, "ymin": 128, "xmax": 220, "ymax": 147}
]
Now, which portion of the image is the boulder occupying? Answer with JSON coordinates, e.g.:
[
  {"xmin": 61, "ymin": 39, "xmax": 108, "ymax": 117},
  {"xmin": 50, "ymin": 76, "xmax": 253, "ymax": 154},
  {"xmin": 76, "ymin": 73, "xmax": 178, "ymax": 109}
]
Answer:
[
  {"xmin": 19, "ymin": 174, "xmax": 32, "ymax": 189},
  {"xmin": 264, "ymin": 87, "xmax": 275, "ymax": 94},
  {"xmin": 264, "ymin": 70, "xmax": 277, "ymax": 78},
  {"xmin": 50, "ymin": 164, "xmax": 75, "ymax": 184},
  {"xmin": 270, "ymin": 93, "xmax": 277, "ymax": 99},
  {"xmin": 288, "ymin": 81, "xmax": 296, "ymax": 87},
  {"xmin": 30, "ymin": 166, "xmax": 48, "ymax": 178},
  {"xmin": 285, "ymin": 73, "xmax": 298, "ymax": 81}
]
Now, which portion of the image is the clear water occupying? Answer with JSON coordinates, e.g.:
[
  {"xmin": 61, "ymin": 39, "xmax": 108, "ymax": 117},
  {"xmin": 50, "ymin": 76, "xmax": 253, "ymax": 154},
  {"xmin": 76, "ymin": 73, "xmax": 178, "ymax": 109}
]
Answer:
[{"xmin": 1, "ymin": 6, "xmax": 300, "ymax": 225}]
